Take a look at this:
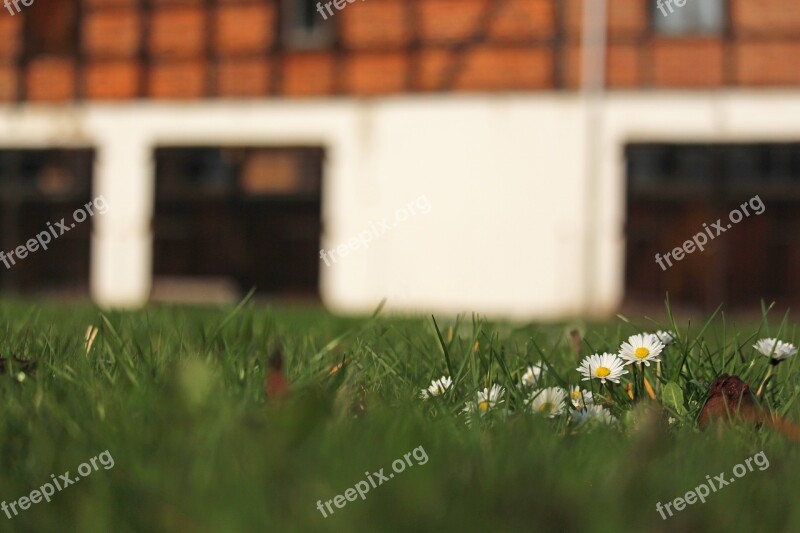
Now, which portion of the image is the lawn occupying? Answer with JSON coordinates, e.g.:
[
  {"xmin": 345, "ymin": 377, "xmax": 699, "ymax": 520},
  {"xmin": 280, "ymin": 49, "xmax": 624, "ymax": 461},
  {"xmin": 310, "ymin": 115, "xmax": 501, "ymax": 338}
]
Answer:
[{"xmin": 0, "ymin": 298, "xmax": 799, "ymax": 532}]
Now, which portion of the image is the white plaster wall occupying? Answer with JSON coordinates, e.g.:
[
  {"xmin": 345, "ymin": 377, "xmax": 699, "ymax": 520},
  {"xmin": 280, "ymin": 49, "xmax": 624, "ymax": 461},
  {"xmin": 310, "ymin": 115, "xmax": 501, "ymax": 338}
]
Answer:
[
  {"xmin": 0, "ymin": 91, "xmax": 798, "ymax": 318},
  {"xmin": 357, "ymin": 96, "xmax": 586, "ymax": 318}
]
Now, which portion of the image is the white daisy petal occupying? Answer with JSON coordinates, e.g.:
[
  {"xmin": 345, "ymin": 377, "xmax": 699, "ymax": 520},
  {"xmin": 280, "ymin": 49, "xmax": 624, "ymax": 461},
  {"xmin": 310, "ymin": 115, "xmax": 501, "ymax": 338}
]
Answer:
[
  {"xmin": 465, "ymin": 384, "xmax": 506, "ymax": 413},
  {"xmin": 521, "ymin": 364, "xmax": 545, "ymax": 387},
  {"xmin": 419, "ymin": 375, "xmax": 452, "ymax": 400},
  {"xmin": 576, "ymin": 353, "xmax": 629, "ymax": 384},
  {"xmin": 571, "ymin": 405, "xmax": 616, "ymax": 427},
  {"xmin": 754, "ymin": 338, "xmax": 797, "ymax": 362},
  {"xmin": 462, "ymin": 384, "xmax": 506, "ymax": 424},
  {"xmin": 526, "ymin": 387, "xmax": 567, "ymax": 418},
  {"xmin": 655, "ymin": 330, "xmax": 675, "ymax": 346},
  {"xmin": 618, "ymin": 333, "xmax": 664, "ymax": 367},
  {"xmin": 462, "ymin": 401, "xmax": 477, "ymax": 425},
  {"xmin": 568, "ymin": 386, "xmax": 594, "ymax": 409},
  {"xmin": 476, "ymin": 384, "xmax": 505, "ymax": 410}
]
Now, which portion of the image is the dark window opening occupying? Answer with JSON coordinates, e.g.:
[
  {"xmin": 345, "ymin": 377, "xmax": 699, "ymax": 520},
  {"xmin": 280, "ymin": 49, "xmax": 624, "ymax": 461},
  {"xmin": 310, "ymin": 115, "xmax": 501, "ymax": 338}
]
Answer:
[
  {"xmin": 153, "ymin": 146, "xmax": 323, "ymax": 301},
  {"xmin": 0, "ymin": 149, "xmax": 94, "ymax": 295},
  {"xmin": 282, "ymin": 0, "xmax": 334, "ymax": 50},
  {"xmin": 625, "ymin": 142, "xmax": 800, "ymax": 310},
  {"xmin": 651, "ymin": 0, "xmax": 726, "ymax": 36}
]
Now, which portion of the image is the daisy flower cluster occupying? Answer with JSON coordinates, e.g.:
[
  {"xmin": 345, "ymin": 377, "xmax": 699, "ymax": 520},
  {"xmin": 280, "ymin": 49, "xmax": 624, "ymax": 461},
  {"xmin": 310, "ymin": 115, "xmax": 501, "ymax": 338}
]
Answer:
[
  {"xmin": 418, "ymin": 329, "xmax": 797, "ymax": 432},
  {"xmin": 417, "ymin": 333, "xmax": 675, "ymax": 428},
  {"xmin": 576, "ymin": 331, "xmax": 671, "ymax": 385},
  {"xmin": 420, "ymin": 365, "xmax": 614, "ymax": 429},
  {"xmin": 517, "ymin": 364, "xmax": 610, "ymax": 426}
]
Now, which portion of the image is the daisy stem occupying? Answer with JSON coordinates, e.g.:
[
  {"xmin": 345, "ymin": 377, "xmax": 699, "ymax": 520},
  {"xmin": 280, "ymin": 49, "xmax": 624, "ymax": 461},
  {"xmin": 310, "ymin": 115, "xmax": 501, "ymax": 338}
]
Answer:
[
  {"xmin": 656, "ymin": 361, "xmax": 661, "ymax": 394},
  {"xmin": 756, "ymin": 366, "xmax": 773, "ymax": 397},
  {"xmin": 639, "ymin": 363, "xmax": 645, "ymax": 399},
  {"xmin": 630, "ymin": 363, "xmax": 641, "ymax": 400}
]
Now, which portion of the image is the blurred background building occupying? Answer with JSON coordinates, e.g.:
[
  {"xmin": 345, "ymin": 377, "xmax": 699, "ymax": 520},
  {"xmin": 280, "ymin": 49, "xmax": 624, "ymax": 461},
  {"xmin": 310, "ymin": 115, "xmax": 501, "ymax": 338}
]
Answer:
[{"xmin": 0, "ymin": 0, "xmax": 798, "ymax": 318}]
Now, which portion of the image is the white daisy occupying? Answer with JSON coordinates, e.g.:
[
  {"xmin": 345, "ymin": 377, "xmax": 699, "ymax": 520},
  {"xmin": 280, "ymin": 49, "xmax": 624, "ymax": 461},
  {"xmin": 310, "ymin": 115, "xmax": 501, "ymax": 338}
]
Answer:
[
  {"xmin": 655, "ymin": 330, "xmax": 676, "ymax": 346},
  {"xmin": 577, "ymin": 353, "xmax": 628, "ymax": 384},
  {"xmin": 526, "ymin": 387, "xmax": 567, "ymax": 418},
  {"xmin": 521, "ymin": 364, "xmax": 544, "ymax": 387},
  {"xmin": 619, "ymin": 333, "xmax": 664, "ymax": 366},
  {"xmin": 476, "ymin": 384, "xmax": 504, "ymax": 411},
  {"xmin": 571, "ymin": 405, "xmax": 615, "ymax": 427},
  {"xmin": 568, "ymin": 386, "xmax": 594, "ymax": 409},
  {"xmin": 462, "ymin": 384, "xmax": 505, "ymax": 424},
  {"xmin": 754, "ymin": 338, "xmax": 797, "ymax": 362},
  {"xmin": 419, "ymin": 376, "xmax": 452, "ymax": 399}
]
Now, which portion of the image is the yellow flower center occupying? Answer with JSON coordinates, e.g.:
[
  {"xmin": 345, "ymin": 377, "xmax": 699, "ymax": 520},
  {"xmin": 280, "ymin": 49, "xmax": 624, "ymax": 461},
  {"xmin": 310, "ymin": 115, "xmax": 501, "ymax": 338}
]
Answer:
[
  {"xmin": 478, "ymin": 401, "xmax": 490, "ymax": 411},
  {"xmin": 538, "ymin": 402, "xmax": 554, "ymax": 413},
  {"xmin": 635, "ymin": 347, "xmax": 650, "ymax": 359},
  {"xmin": 596, "ymin": 366, "xmax": 611, "ymax": 378},
  {"xmin": 571, "ymin": 391, "xmax": 581, "ymax": 400}
]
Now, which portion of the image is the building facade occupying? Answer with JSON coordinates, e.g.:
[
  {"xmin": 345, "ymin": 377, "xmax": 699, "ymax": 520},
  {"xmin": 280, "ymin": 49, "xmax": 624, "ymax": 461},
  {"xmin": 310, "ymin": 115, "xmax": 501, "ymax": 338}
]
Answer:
[{"xmin": 0, "ymin": 0, "xmax": 799, "ymax": 317}]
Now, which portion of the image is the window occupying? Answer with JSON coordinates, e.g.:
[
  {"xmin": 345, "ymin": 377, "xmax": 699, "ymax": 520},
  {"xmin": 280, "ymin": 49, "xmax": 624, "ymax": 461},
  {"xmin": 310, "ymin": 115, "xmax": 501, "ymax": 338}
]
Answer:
[
  {"xmin": 653, "ymin": 0, "xmax": 726, "ymax": 36},
  {"xmin": 153, "ymin": 146, "xmax": 324, "ymax": 299},
  {"xmin": 627, "ymin": 144, "xmax": 714, "ymax": 196},
  {"xmin": 0, "ymin": 149, "xmax": 94, "ymax": 293},
  {"xmin": 628, "ymin": 143, "xmax": 800, "ymax": 195},
  {"xmin": 625, "ymin": 142, "xmax": 800, "ymax": 310},
  {"xmin": 282, "ymin": 0, "xmax": 334, "ymax": 50},
  {"xmin": 154, "ymin": 147, "xmax": 322, "ymax": 198}
]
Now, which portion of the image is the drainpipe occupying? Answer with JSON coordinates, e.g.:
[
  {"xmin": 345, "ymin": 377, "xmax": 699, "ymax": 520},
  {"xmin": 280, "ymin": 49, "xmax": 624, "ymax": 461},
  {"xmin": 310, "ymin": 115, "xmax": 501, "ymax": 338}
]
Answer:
[{"xmin": 580, "ymin": 0, "xmax": 608, "ymax": 316}]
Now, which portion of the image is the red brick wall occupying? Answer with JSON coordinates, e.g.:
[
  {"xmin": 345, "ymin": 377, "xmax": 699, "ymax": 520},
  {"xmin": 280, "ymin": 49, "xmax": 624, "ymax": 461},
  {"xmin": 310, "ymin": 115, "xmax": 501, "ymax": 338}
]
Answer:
[
  {"xmin": 562, "ymin": 0, "xmax": 800, "ymax": 89},
  {"xmin": 0, "ymin": 15, "xmax": 22, "ymax": 101},
  {"xmin": 282, "ymin": 53, "xmax": 336, "ymax": 96},
  {"xmin": 83, "ymin": 9, "xmax": 141, "ymax": 57},
  {"xmin": 86, "ymin": 61, "xmax": 140, "ymax": 100},
  {"xmin": 215, "ymin": 4, "xmax": 275, "ymax": 55},
  {"xmin": 26, "ymin": 58, "xmax": 77, "ymax": 102},
  {"xmin": 0, "ymin": 0, "xmax": 798, "ymax": 103}
]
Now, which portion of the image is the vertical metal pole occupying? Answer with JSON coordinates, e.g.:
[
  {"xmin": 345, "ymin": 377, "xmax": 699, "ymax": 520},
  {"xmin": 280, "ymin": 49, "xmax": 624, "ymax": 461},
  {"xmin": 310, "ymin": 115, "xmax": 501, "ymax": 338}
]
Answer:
[{"xmin": 580, "ymin": 0, "xmax": 607, "ymax": 315}]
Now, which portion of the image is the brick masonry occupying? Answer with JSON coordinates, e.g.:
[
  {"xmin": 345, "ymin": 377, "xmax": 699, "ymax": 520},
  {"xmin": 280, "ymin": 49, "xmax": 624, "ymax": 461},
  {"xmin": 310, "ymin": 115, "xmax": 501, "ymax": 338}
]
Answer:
[{"xmin": 0, "ymin": 0, "xmax": 798, "ymax": 102}]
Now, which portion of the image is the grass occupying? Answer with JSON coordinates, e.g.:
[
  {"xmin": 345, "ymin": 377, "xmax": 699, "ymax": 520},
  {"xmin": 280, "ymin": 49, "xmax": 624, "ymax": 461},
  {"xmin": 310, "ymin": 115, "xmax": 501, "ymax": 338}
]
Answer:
[{"xmin": 0, "ymin": 298, "xmax": 799, "ymax": 532}]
